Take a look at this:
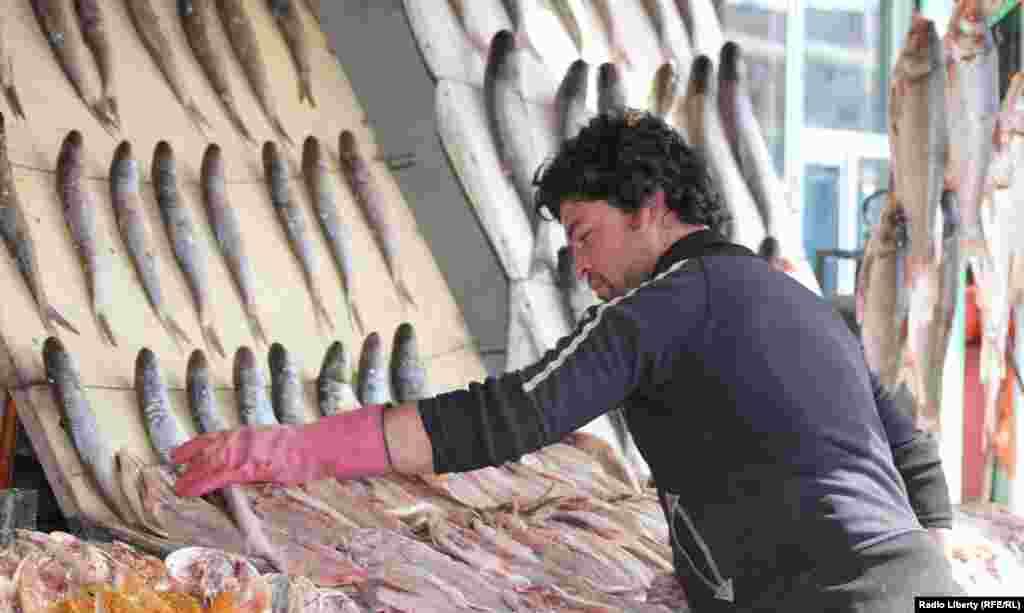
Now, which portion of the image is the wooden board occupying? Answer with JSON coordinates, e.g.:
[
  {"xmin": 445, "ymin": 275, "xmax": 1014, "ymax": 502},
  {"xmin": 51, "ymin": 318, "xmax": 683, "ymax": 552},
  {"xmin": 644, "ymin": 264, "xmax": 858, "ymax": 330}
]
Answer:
[{"xmin": 0, "ymin": 0, "xmax": 488, "ymax": 528}]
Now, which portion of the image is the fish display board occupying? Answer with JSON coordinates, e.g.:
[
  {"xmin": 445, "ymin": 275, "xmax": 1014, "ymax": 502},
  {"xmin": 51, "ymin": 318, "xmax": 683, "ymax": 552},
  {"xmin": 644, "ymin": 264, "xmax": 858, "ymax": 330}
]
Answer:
[{"xmin": 0, "ymin": 0, "xmax": 486, "ymax": 530}]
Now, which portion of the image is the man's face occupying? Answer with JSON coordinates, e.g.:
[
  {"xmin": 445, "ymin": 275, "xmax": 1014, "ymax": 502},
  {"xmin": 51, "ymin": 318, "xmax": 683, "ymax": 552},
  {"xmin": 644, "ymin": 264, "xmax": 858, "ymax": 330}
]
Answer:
[{"xmin": 561, "ymin": 199, "xmax": 649, "ymax": 301}]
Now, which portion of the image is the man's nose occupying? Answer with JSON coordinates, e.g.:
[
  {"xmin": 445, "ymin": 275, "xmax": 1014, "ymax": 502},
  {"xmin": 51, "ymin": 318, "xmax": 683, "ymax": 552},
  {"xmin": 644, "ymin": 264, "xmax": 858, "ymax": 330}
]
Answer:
[{"xmin": 573, "ymin": 249, "xmax": 589, "ymax": 281}]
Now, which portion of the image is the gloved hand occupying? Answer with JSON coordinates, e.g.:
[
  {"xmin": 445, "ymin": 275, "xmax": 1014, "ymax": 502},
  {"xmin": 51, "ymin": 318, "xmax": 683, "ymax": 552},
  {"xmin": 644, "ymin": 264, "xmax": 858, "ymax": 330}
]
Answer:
[{"xmin": 171, "ymin": 404, "xmax": 392, "ymax": 497}]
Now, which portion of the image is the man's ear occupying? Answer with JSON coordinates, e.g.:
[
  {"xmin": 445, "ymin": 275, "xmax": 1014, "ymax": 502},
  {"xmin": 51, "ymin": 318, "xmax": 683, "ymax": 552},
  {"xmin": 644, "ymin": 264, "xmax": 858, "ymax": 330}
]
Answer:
[{"xmin": 633, "ymin": 190, "xmax": 667, "ymax": 229}]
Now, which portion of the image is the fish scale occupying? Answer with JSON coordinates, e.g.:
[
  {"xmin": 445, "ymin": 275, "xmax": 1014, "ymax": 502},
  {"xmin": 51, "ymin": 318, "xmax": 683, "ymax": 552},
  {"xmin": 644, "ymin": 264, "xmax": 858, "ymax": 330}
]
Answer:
[
  {"xmin": 235, "ymin": 346, "xmax": 278, "ymax": 427},
  {"xmin": 269, "ymin": 342, "xmax": 305, "ymax": 425},
  {"xmin": 136, "ymin": 348, "xmax": 189, "ymax": 468},
  {"xmin": 317, "ymin": 340, "xmax": 359, "ymax": 416}
]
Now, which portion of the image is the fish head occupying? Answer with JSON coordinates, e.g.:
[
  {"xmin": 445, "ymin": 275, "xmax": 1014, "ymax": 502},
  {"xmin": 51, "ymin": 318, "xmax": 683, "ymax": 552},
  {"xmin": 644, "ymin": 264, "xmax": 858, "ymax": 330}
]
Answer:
[
  {"xmin": 486, "ymin": 30, "xmax": 520, "ymax": 83},
  {"xmin": 202, "ymin": 144, "xmax": 224, "ymax": 178},
  {"xmin": 719, "ymin": 42, "xmax": 742, "ymax": 84},
  {"xmin": 302, "ymin": 135, "xmax": 323, "ymax": 171},
  {"xmin": 268, "ymin": 0, "xmax": 290, "ymax": 17},
  {"xmin": 268, "ymin": 342, "xmax": 292, "ymax": 374},
  {"xmin": 557, "ymin": 59, "xmax": 589, "ymax": 104},
  {"xmin": 177, "ymin": 0, "xmax": 195, "ymax": 18},
  {"xmin": 152, "ymin": 141, "xmax": 176, "ymax": 177},
  {"xmin": 42, "ymin": 336, "xmax": 68, "ymax": 382},
  {"xmin": 321, "ymin": 341, "xmax": 352, "ymax": 383},
  {"xmin": 58, "ymin": 130, "xmax": 85, "ymax": 166},
  {"xmin": 134, "ymin": 347, "xmax": 159, "ymax": 385},
  {"xmin": 187, "ymin": 349, "xmax": 210, "ymax": 389},
  {"xmin": 261, "ymin": 141, "xmax": 282, "ymax": 178},
  {"xmin": 392, "ymin": 323, "xmax": 417, "ymax": 359},
  {"xmin": 233, "ymin": 346, "xmax": 258, "ymax": 389},
  {"xmin": 338, "ymin": 130, "xmax": 359, "ymax": 165},
  {"xmin": 686, "ymin": 55, "xmax": 712, "ymax": 98}
]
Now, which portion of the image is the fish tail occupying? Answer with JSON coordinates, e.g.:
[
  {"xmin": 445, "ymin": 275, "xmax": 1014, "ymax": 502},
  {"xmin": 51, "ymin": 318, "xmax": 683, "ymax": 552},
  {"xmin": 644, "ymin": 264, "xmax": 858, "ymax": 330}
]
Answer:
[
  {"xmin": 44, "ymin": 304, "xmax": 79, "ymax": 336},
  {"xmin": 223, "ymin": 97, "xmax": 256, "ymax": 145},
  {"xmin": 184, "ymin": 100, "xmax": 213, "ymax": 136},
  {"xmin": 5, "ymin": 85, "xmax": 25, "ymax": 120},
  {"xmin": 105, "ymin": 95, "xmax": 122, "ymax": 132},
  {"xmin": 312, "ymin": 290, "xmax": 335, "ymax": 333},
  {"xmin": 247, "ymin": 310, "xmax": 269, "ymax": 346},
  {"xmin": 161, "ymin": 312, "xmax": 193, "ymax": 351},
  {"xmin": 394, "ymin": 274, "xmax": 417, "ymax": 309},
  {"xmin": 299, "ymin": 77, "xmax": 316, "ymax": 108},
  {"xmin": 203, "ymin": 324, "xmax": 227, "ymax": 359},
  {"xmin": 97, "ymin": 311, "xmax": 118, "ymax": 347},
  {"xmin": 515, "ymin": 29, "xmax": 546, "ymax": 65},
  {"xmin": 271, "ymin": 114, "xmax": 296, "ymax": 149},
  {"xmin": 90, "ymin": 102, "xmax": 119, "ymax": 138},
  {"xmin": 347, "ymin": 295, "xmax": 366, "ymax": 335}
]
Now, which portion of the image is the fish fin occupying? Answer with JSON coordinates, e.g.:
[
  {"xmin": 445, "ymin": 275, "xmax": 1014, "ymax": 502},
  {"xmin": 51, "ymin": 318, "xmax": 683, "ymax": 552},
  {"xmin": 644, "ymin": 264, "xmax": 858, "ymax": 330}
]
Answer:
[
  {"xmin": 90, "ymin": 103, "xmax": 119, "ymax": 139},
  {"xmin": 299, "ymin": 78, "xmax": 316, "ymax": 108},
  {"xmin": 247, "ymin": 311, "xmax": 269, "ymax": 346},
  {"xmin": 105, "ymin": 96, "xmax": 122, "ymax": 132},
  {"xmin": 44, "ymin": 304, "xmax": 80, "ymax": 336},
  {"xmin": 270, "ymin": 114, "xmax": 296, "ymax": 149},
  {"xmin": 204, "ymin": 325, "xmax": 227, "ymax": 359},
  {"xmin": 161, "ymin": 313, "xmax": 192, "ymax": 351},
  {"xmin": 97, "ymin": 312, "xmax": 118, "ymax": 347}
]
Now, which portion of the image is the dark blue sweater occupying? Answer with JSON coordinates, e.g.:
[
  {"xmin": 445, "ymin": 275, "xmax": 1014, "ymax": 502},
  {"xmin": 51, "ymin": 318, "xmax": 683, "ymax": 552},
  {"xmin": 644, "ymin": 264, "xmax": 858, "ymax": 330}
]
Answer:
[{"xmin": 418, "ymin": 229, "xmax": 952, "ymax": 609}]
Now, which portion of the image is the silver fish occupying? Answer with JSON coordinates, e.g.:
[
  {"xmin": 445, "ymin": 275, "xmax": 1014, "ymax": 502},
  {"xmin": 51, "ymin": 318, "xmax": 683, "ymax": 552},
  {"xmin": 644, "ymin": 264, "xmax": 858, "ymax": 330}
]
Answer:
[
  {"xmin": 541, "ymin": 0, "xmax": 583, "ymax": 55},
  {"xmin": 338, "ymin": 131, "xmax": 417, "ymax": 308},
  {"xmin": 651, "ymin": 61, "xmax": 682, "ymax": 120},
  {"xmin": 269, "ymin": 342, "xmax": 305, "ymax": 425},
  {"xmin": 135, "ymin": 347, "xmax": 188, "ymax": 467},
  {"xmin": 390, "ymin": 323, "xmax": 426, "ymax": 403},
  {"xmin": 302, "ymin": 135, "xmax": 364, "ymax": 334},
  {"xmin": 43, "ymin": 337, "xmax": 137, "ymax": 525},
  {"xmin": 0, "ymin": 112, "xmax": 77, "ymax": 335},
  {"xmin": 75, "ymin": 0, "xmax": 121, "ymax": 130},
  {"xmin": 680, "ymin": 54, "xmax": 712, "ymax": 149},
  {"xmin": 201, "ymin": 143, "xmax": 268, "ymax": 346},
  {"xmin": 110, "ymin": 141, "xmax": 191, "ymax": 349},
  {"xmin": 56, "ymin": 130, "xmax": 118, "ymax": 347},
  {"xmin": 597, "ymin": 62, "xmax": 628, "ymax": 115},
  {"xmin": 642, "ymin": 0, "xmax": 693, "ymax": 69},
  {"xmin": 555, "ymin": 59, "xmax": 592, "ymax": 142},
  {"xmin": 356, "ymin": 332, "xmax": 389, "ymax": 406},
  {"xmin": 187, "ymin": 349, "xmax": 289, "ymax": 574},
  {"xmin": 262, "ymin": 140, "xmax": 335, "ymax": 332},
  {"xmin": 317, "ymin": 340, "xmax": 359, "ymax": 416},
  {"xmin": 235, "ymin": 346, "xmax": 277, "ymax": 426},
  {"xmin": 152, "ymin": 140, "xmax": 226, "ymax": 359}
]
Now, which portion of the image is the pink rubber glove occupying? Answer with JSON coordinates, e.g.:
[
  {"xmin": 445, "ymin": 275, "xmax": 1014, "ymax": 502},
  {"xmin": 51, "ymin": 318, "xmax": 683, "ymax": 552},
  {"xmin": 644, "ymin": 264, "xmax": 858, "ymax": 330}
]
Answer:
[{"xmin": 171, "ymin": 405, "xmax": 392, "ymax": 497}]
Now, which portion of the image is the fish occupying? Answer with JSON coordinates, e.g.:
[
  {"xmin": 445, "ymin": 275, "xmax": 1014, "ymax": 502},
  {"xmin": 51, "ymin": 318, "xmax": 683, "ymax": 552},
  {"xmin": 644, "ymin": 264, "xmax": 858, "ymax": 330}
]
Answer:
[
  {"xmin": 269, "ymin": 342, "xmax": 305, "ymax": 425},
  {"xmin": 267, "ymin": 0, "xmax": 316, "ymax": 107},
  {"xmin": 944, "ymin": 0, "xmax": 999, "ymax": 253},
  {"xmin": 447, "ymin": 0, "xmax": 512, "ymax": 57},
  {"xmin": 540, "ymin": 0, "xmax": 583, "ymax": 55},
  {"xmin": 555, "ymin": 59, "xmax": 592, "ymax": 142},
  {"xmin": 74, "ymin": 0, "xmax": 121, "ymax": 130},
  {"xmin": 201, "ymin": 143, "xmax": 269, "ymax": 345},
  {"xmin": 698, "ymin": 57, "xmax": 766, "ymax": 248},
  {"xmin": 215, "ymin": 0, "xmax": 294, "ymax": 147},
  {"xmin": 0, "ymin": 17, "xmax": 26, "ymax": 120},
  {"xmin": 889, "ymin": 14, "xmax": 946, "ymax": 287},
  {"xmin": 262, "ymin": 140, "xmax": 335, "ymax": 331},
  {"xmin": 163, "ymin": 547, "xmax": 272, "ymax": 608},
  {"xmin": 30, "ymin": 0, "xmax": 117, "ymax": 134},
  {"xmin": 356, "ymin": 332, "xmax": 389, "ymax": 405},
  {"xmin": 302, "ymin": 0, "xmax": 321, "ymax": 24},
  {"xmin": 124, "ymin": 0, "xmax": 212, "ymax": 134},
  {"xmin": 390, "ymin": 323, "xmax": 427, "ymax": 402},
  {"xmin": 56, "ymin": 130, "xmax": 119, "ymax": 347},
  {"xmin": 642, "ymin": 0, "xmax": 693, "ymax": 70},
  {"xmin": 42, "ymin": 337, "xmax": 138, "ymax": 526},
  {"xmin": 650, "ymin": 61, "xmax": 682, "ymax": 120},
  {"xmin": 234, "ymin": 346, "xmax": 277, "ymax": 427},
  {"xmin": 0, "ymin": 112, "xmax": 77, "ymax": 335},
  {"xmin": 178, "ymin": 0, "xmax": 254, "ymax": 143},
  {"xmin": 858, "ymin": 193, "xmax": 910, "ymax": 391},
  {"xmin": 136, "ymin": 347, "xmax": 189, "ymax": 467},
  {"xmin": 152, "ymin": 140, "xmax": 226, "ymax": 358},
  {"xmin": 187, "ymin": 349, "xmax": 290, "ymax": 576},
  {"xmin": 317, "ymin": 340, "xmax": 359, "ymax": 416},
  {"xmin": 680, "ymin": 54, "xmax": 711, "ymax": 149},
  {"xmin": 301, "ymin": 135, "xmax": 364, "ymax": 334},
  {"xmin": 593, "ymin": 1, "xmax": 635, "ymax": 70},
  {"xmin": 679, "ymin": 0, "xmax": 725, "ymax": 59},
  {"xmin": 338, "ymin": 131, "xmax": 417, "ymax": 308},
  {"xmin": 597, "ymin": 62, "xmax": 628, "ymax": 115},
  {"xmin": 110, "ymin": 141, "xmax": 191, "ymax": 349},
  {"xmin": 484, "ymin": 30, "xmax": 542, "ymax": 222}
]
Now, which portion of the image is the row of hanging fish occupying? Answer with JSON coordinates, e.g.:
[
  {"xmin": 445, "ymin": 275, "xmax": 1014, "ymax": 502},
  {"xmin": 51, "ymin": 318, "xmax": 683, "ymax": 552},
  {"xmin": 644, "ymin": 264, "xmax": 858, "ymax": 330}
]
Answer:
[
  {"xmin": 14, "ymin": 0, "xmax": 320, "ymax": 140},
  {"xmin": 37, "ymin": 332, "xmax": 688, "ymax": 611},
  {"xmin": 479, "ymin": 19, "xmax": 820, "ymax": 295},
  {"xmin": 1, "ymin": 120, "xmax": 416, "ymax": 355},
  {"xmin": 857, "ymin": 1, "xmax": 1021, "ymax": 464}
]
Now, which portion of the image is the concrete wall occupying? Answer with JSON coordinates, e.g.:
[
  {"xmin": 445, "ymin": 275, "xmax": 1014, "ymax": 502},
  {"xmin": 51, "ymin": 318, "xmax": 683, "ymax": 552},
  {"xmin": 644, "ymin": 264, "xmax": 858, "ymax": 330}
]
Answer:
[{"xmin": 320, "ymin": 1, "xmax": 509, "ymax": 376}]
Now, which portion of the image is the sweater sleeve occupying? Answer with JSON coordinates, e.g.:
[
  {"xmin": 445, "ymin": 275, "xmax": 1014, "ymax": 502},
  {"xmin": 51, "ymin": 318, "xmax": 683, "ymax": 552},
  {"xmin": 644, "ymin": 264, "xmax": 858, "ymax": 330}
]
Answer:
[
  {"xmin": 418, "ymin": 259, "xmax": 708, "ymax": 474},
  {"xmin": 871, "ymin": 370, "xmax": 954, "ymax": 529}
]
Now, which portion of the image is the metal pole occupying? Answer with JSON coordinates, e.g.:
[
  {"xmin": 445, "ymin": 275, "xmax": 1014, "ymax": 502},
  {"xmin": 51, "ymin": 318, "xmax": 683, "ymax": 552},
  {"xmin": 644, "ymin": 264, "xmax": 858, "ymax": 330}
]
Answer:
[{"xmin": 784, "ymin": 0, "xmax": 805, "ymax": 248}]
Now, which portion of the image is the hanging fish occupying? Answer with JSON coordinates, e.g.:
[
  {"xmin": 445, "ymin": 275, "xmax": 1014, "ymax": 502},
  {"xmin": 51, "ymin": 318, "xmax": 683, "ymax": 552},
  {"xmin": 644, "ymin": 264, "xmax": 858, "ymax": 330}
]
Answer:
[
  {"xmin": 266, "ymin": 0, "xmax": 316, "ymax": 107},
  {"xmin": 74, "ymin": 0, "xmax": 121, "ymax": 130},
  {"xmin": 0, "ymin": 17, "xmax": 26, "ymax": 119}
]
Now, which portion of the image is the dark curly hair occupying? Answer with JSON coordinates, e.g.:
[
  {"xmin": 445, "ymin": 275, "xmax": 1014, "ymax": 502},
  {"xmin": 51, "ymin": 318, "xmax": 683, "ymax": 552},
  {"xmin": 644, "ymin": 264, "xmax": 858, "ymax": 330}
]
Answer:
[{"xmin": 532, "ymin": 109, "xmax": 731, "ymax": 234}]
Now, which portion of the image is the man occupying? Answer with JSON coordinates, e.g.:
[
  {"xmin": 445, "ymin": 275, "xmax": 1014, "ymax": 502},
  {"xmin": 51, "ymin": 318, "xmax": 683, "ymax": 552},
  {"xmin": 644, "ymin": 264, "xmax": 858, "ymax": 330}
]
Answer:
[{"xmin": 172, "ymin": 111, "xmax": 963, "ymax": 611}]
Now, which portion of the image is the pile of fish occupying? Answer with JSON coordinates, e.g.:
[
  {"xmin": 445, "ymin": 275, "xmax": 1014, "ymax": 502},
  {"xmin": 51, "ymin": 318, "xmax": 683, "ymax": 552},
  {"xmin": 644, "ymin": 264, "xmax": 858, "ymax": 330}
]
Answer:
[
  {"xmin": 18, "ymin": 0, "xmax": 321, "ymax": 137},
  {"xmin": 856, "ymin": 1, "xmax": 1022, "ymax": 472},
  {"xmin": 38, "ymin": 326, "xmax": 691, "ymax": 612},
  {"xmin": 2, "ymin": 117, "xmax": 416, "ymax": 355}
]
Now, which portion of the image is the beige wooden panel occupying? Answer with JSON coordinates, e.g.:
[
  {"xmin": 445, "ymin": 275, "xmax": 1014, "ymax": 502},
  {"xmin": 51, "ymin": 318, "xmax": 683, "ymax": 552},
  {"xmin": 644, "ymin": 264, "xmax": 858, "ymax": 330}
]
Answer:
[{"xmin": 0, "ymin": 0, "xmax": 489, "ymax": 530}]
